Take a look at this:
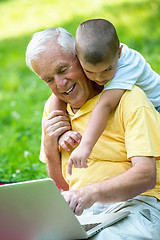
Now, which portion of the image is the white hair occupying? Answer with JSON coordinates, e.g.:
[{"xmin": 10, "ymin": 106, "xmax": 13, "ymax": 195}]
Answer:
[{"xmin": 25, "ymin": 27, "xmax": 76, "ymax": 72}]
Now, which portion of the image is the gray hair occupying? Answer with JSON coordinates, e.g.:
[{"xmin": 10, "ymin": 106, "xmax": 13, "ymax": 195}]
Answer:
[{"xmin": 25, "ymin": 27, "xmax": 76, "ymax": 72}]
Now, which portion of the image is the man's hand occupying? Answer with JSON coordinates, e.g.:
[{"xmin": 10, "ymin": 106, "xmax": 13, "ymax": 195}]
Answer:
[
  {"xmin": 62, "ymin": 156, "xmax": 156, "ymax": 215},
  {"xmin": 43, "ymin": 110, "xmax": 71, "ymax": 150},
  {"xmin": 62, "ymin": 185, "xmax": 95, "ymax": 216},
  {"xmin": 59, "ymin": 131, "xmax": 81, "ymax": 151},
  {"xmin": 68, "ymin": 144, "xmax": 92, "ymax": 175}
]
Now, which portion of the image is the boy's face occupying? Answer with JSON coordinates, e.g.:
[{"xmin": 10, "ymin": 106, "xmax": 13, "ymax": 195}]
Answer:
[{"xmin": 79, "ymin": 46, "xmax": 122, "ymax": 86}]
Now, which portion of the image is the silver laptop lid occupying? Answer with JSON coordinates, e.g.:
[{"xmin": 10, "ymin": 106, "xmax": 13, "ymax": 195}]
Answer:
[{"xmin": 0, "ymin": 178, "xmax": 87, "ymax": 240}]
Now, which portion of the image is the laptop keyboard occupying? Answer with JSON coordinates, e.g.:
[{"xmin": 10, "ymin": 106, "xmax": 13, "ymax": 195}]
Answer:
[{"xmin": 82, "ymin": 222, "xmax": 101, "ymax": 231}]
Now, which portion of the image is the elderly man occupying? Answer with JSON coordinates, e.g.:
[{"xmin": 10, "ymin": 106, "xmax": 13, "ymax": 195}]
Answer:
[{"xmin": 26, "ymin": 27, "xmax": 160, "ymax": 239}]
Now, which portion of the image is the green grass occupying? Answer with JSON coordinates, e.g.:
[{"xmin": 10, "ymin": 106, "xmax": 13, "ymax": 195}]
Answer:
[{"xmin": 0, "ymin": 0, "xmax": 160, "ymax": 182}]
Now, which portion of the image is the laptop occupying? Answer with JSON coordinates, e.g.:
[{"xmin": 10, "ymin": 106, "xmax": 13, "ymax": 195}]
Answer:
[{"xmin": 0, "ymin": 178, "xmax": 130, "ymax": 240}]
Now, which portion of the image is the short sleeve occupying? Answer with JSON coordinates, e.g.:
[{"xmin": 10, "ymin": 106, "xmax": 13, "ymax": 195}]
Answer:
[
  {"xmin": 124, "ymin": 106, "xmax": 160, "ymax": 158},
  {"xmin": 104, "ymin": 44, "xmax": 145, "ymax": 92}
]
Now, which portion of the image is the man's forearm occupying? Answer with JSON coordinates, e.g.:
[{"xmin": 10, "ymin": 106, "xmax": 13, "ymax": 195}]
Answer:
[
  {"xmin": 63, "ymin": 156, "xmax": 156, "ymax": 215},
  {"xmin": 87, "ymin": 156, "xmax": 156, "ymax": 204},
  {"xmin": 46, "ymin": 146, "xmax": 69, "ymax": 190},
  {"xmin": 42, "ymin": 110, "xmax": 71, "ymax": 190}
]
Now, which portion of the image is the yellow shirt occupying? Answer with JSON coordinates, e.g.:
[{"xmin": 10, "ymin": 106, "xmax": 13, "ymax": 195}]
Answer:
[{"xmin": 40, "ymin": 86, "xmax": 160, "ymax": 200}]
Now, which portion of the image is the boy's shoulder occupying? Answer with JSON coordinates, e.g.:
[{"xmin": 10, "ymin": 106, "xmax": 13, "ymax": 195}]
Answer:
[{"xmin": 120, "ymin": 43, "xmax": 141, "ymax": 60}]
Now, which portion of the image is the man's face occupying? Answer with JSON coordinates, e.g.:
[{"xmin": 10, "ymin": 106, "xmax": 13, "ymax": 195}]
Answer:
[{"xmin": 32, "ymin": 41, "xmax": 92, "ymax": 109}]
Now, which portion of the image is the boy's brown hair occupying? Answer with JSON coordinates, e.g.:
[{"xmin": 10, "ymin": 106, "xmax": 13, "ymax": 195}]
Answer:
[{"xmin": 76, "ymin": 19, "xmax": 120, "ymax": 65}]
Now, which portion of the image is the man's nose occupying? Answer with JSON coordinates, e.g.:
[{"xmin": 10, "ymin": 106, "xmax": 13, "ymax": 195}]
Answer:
[{"xmin": 54, "ymin": 75, "xmax": 67, "ymax": 89}]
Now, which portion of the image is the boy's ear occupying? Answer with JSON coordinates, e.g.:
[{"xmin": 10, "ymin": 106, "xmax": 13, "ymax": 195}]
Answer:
[{"xmin": 118, "ymin": 45, "xmax": 123, "ymax": 58}]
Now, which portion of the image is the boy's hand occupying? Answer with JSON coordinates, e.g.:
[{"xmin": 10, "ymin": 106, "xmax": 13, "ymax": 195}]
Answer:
[
  {"xmin": 68, "ymin": 145, "xmax": 91, "ymax": 175},
  {"xmin": 59, "ymin": 131, "xmax": 81, "ymax": 151}
]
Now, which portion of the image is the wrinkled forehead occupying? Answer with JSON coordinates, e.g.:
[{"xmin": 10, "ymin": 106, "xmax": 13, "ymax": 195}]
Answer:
[{"xmin": 31, "ymin": 43, "xmax": 78, "ymax": 77}]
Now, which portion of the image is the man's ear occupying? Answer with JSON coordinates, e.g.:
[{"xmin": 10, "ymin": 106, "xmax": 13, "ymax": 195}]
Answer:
[{"xmin": 118, "ymin": 45, "xmax": 123, "ymax": 58}]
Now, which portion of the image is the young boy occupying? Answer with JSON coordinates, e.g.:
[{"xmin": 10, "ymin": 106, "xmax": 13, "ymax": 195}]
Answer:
[{"xmin": 51, "ymin": 19, "xmax": 160, "ymax": 175}]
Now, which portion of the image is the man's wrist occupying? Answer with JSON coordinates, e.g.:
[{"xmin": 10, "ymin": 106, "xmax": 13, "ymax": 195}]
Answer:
[{"xmin": 44, "ymin": 141, "xmax": 59, "ymax": 159}]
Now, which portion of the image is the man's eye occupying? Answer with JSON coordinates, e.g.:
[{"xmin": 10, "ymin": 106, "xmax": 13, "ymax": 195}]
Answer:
[
  {"xmin": 60, "ymin": 67, "xmax": 67, "ymax": 73},
  {"xmin": 46, "ymin": 79, "xmax": 52, "ymax": 83}
]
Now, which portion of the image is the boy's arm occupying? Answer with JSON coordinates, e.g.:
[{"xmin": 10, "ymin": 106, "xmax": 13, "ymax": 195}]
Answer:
[
  {"xmin": 67, "ymin": 89, "xmax": 125, "ymax": 175},
  {"xmin": 79, "ymin": 89, "xmax": 125, "ymax": 149},
  {"xmin": 50, "ymin": 93, "xmax": 67, "ymax": 112}
]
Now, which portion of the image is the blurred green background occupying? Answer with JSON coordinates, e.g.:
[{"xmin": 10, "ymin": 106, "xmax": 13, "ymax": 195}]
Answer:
[{"xmin": 0, "ymin": 0, "xmax": 160, "ymax": 182}]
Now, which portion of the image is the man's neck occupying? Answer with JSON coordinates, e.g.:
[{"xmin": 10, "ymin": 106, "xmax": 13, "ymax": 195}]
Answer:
[
  {"xmin": 71, "ymin": 82, "xmax": 103, "ymax": 114},
  {"xmin": 88, "ymin": 82, "xmax": 103, "ymax": 100}
]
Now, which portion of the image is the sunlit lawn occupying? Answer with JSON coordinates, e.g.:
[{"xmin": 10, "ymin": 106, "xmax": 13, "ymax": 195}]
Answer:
[{"xmin": 0, "ymin": 0, "xmax": 160, "ymax": 182}]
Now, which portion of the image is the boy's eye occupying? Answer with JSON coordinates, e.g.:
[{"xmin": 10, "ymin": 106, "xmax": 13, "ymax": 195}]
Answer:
[
  {"xmin": 84, "ymin": 70, "xmax": 93, "ymax": 74},
  {"xmin": 105, "ymin": 67, "xmax": 112, "ymax": 72}
]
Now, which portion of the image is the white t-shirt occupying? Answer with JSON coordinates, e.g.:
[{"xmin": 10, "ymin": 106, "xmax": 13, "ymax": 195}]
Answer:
[{"xmin": 104, "ymin": 44, "xmax": 160, "ymax": 107}]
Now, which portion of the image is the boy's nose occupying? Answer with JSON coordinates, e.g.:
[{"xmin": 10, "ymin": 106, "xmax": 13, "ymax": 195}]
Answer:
[{"xmin": 96, "ymin": 74, "xmax": 104, "ymax": 81}]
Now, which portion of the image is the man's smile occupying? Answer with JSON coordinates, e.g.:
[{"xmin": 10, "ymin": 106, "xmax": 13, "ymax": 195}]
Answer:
[{"xmin": 64, "ymin": 84, "xmax": 76, "ymax": 95}]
